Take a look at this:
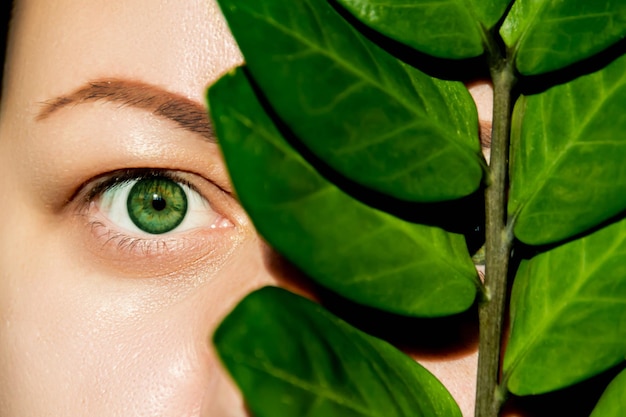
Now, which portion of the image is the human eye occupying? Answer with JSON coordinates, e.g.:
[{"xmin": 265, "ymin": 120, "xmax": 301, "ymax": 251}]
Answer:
[
  {"xmin": 76, "ymin": 168, "xmax": 236, "ymax": 262},
  {"xmin": 93, "ymin": 169, "xmax": 230, "ymax": 236}
]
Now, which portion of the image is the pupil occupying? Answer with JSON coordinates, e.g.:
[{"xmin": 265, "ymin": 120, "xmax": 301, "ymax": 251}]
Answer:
[{"xmin": 152, "ymin": 194, "xmax": 166, "ymax": 211}]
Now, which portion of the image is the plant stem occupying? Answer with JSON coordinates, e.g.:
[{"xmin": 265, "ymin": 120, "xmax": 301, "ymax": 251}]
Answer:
[{"xmin": 474, "ymin": 59, "xmax": 515, "ymax": 417}]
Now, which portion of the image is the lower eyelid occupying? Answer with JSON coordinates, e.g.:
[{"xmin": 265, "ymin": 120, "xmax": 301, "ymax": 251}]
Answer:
[
  {"xmin": 88, "ymin": 218, "xmax": 200, "ymax": 256},
  {"xmin": 77, "ymin": 212, "xmax": 241, "ymax": 279}
]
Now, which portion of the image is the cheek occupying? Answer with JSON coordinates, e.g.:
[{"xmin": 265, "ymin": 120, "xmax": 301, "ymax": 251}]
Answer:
[
  {"xmin": 0, "ymin": 264, "xmax": 207, "ymax": 415},
  {"xmin": 0, "ymin": 207, "xmax": 276, "ymax": 417}
]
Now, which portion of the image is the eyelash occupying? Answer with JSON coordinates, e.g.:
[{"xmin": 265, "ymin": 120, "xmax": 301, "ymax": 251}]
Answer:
[
  {"xmin": 84, "ymin": 168, "xmax": 195, "ymax": 201},
  {"xmin": 78, "ymin": 168, "xmax": 232, "ymax": 256}
]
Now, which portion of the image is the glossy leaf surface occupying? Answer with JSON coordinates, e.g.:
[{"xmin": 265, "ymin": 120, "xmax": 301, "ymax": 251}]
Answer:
[
  {"xmin": 208, "ymin": 68, "xmax": 478, "ymax": 317},
  {"xmin": 473, "ymin": 0, "xmax": 513, "ymax": 28},
  {"xmin": 503, "ymin": 214, "xmax": 626, "ymax": 395},
  {"xmin": 336, "ymin": 0, "xmax": 510, "ymax": 59},
  {"xmin": 214, "ymin": 286, "xmax": 462, "ymax": 417},
  {"xmin": 508, "ymin": 52, "xmax": 626, "ymax": 245},
  {"xmin": 216, "ymin": 0, "xmax": 483, "ymax": 202},
  {"xmin": 501, "ymin": 0, "xmax": 626, "ymax": 75},
  {"xmin": 589, "ymin": 368, "xmax": 626, "ymax": 417}
]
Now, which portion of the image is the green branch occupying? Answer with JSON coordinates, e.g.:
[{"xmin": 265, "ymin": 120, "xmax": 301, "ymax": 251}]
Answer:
[{"xmin": 474, "ymin": 57, "xmax": 516, "ymax": 417}]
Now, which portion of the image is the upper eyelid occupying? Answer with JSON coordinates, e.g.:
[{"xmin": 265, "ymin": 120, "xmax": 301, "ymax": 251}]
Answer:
[
  {"xmin": 77, "ymin": 168, "xmax": 202, "ymax": 206},
  {"xmin": 35, "ymin": 86, "xmax": 234, "ymax": 198}
]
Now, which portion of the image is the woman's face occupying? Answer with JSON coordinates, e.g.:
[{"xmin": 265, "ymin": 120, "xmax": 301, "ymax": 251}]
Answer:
[{"xmin": 0, "ymin": 0, "xmax": 491, "ymax": 416}]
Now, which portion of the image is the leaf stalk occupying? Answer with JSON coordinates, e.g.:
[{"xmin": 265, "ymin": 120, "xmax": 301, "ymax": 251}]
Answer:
[{"xmin": 474, "ymin": 59, "xmax": 516, "ymax": 417}]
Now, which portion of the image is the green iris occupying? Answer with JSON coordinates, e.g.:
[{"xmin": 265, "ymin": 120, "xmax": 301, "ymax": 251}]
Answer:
[{"xmin": 127, "ymin": 177, "xmax": 188, "ymax": 234}]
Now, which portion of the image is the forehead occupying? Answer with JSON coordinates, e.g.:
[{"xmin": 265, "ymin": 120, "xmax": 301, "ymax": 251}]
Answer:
[{"xmin": 3, "ymin": 0, "xmax": 242, "ymax": 114}]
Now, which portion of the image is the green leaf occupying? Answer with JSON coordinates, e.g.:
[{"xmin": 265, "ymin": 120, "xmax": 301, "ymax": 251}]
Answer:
[
  {"xmin": 472, "ymin": 0, "xmax": 514, "ymax": 28},
  {"xmin": 214, "ymin": 286, "xmax": 462, "ymax": 417},
  {"xmin": 216, "ymin": 0, "xmax": 484, "ymax": 202},
  {"xmin": 500, "ymin": 0, "xmax": 626, "ymax": 75},
  {"xmin": 503, "ymin": 214, "xmax": 626, "ymax": 395},
  {"xmin": 508, "ymin": 52, "xmax": 626, "ymax": 245},
  {"xmin": 208, "ymin": 67, "xmax": 479, "ymax": 317},
  {"xmin": 335, "ymin": 0, "xmax": 510, "ymax": 59},
  {"xmin": 589, "ymin": 368, "xmax": 626, "ymax": 417}
]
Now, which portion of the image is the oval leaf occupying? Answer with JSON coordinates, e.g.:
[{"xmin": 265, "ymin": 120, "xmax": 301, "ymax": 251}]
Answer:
[
  {"xmin": 214, "ymin": 286, "xmax": 462, "ymax": 417},
  {"xmin": 503, "ymin": 214, "xmax": 626, "ymax": 395},
  {"xmin": 216, "ymin": 0, "xmax": 484, "ymax": 202},
  {"xmin": 335, "ymin": 0, "xmax": 507, "ymax": 59},
  {"xmin": 508, "ymin": 52, "xmax": 626, "ymax": 245},
  {"xmin": 472, "ymin": 0, "xmax": 514, "ymax": 29},
  {"xmin": 589, "ymin": 368, "xmax": 626, "ymax": 417},
  {"xmin": 500, "ymin": 0, "xmax": 626, "ymax": 75},
  {"xmin": 208, "ymin": 67, "xmax": 479, "ymax": 317}
]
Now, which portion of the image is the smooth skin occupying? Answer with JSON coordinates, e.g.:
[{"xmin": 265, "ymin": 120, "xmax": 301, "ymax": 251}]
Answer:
[{"xmin": 0, "ymin": 0, "xmax": 499, "ymax": 416}]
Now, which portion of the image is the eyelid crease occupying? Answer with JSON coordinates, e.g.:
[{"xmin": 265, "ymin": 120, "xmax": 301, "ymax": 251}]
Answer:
[
  {"xmin": 76, "ymin": 168, "xmax": 199, "ymax": 205},
  {"xmin": 36, "ymin": 78, "xmax": 216, "ymax": 142}
]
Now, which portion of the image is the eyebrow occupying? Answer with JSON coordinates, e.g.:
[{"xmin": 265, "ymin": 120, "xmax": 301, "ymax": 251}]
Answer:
[{"xmin": 36, "ymin": 79, "xmax": 215, "ymax": 142}]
